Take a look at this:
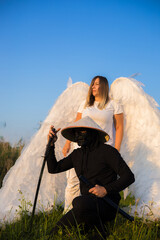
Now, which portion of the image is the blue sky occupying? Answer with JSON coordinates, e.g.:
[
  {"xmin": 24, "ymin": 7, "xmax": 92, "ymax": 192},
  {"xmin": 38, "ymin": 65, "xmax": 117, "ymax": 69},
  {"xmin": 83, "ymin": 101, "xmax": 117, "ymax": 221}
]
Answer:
[{"xmin": 0, "ymin": 0, "xmax": 160, "ymax": 144}]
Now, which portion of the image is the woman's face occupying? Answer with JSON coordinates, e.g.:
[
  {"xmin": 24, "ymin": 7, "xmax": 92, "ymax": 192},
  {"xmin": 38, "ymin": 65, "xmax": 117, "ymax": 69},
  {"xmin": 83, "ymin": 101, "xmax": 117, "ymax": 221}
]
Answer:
[{"xmin": 92, "ymin": 78, "xmax": 100, "ymax": 97}]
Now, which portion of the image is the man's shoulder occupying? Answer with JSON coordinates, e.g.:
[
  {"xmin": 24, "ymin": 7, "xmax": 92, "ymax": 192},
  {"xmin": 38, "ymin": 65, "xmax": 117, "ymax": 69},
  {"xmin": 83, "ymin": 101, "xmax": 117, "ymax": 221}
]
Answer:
[
  {"xmin": 99, "ymin": 143, "xmax": 114, "ymax": 149},
  {"xmin": 99, "ymin": 143, "xmax": 119, "ymax": 154},
  {"xmin": 72, "ymin": 147, "xmax": 82, "ymax": 154}
]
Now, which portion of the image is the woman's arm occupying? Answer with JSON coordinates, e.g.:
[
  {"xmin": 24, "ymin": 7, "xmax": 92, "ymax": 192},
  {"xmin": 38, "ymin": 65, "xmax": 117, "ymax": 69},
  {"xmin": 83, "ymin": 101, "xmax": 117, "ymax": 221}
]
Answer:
[
  {"xmin": 62, "ymin": 112, "xmax": 82, "ymax": 156},
  {"xmin": 113, "ymin": 113, "xmax": 124, "ymax": 152}
]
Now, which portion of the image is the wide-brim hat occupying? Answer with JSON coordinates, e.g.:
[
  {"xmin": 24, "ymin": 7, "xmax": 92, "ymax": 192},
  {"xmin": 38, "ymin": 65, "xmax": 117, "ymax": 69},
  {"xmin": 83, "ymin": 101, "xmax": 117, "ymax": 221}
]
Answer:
[{"xmin": 61, "ymin": 116, "xmax": 110, "ymax": 143}]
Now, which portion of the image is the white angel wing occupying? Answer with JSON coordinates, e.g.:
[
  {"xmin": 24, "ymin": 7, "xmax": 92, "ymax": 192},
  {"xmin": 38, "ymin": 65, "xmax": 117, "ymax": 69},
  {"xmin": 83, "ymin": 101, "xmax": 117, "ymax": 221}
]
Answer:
[
  {"xmin": 110, "ymin": 77, "xmax": 160, "ymax": 219},
  {"xmin": 0, "ymin": 82, "xmax": 89, "ymax": 223}
]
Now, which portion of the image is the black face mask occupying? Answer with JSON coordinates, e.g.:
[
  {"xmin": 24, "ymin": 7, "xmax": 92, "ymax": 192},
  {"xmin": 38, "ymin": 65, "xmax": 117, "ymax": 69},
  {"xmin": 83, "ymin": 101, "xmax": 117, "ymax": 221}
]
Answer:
[{"xmin": 74, "ymin": 129, "xmax": 92, "ymax": 147}]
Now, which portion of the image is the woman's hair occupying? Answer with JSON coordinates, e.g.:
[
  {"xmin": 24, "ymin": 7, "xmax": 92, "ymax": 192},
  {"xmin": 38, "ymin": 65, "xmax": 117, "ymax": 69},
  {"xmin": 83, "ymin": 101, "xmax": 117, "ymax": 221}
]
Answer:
[{"xmin": 84, "ymin": 76, "xmax": 109, "ymax": 109}]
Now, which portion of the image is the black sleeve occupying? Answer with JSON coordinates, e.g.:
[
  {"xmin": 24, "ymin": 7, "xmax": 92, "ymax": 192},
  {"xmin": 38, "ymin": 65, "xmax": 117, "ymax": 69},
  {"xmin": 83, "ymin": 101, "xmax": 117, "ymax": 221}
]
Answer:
[
  {"xmin": 46, "ymin": 145, "xmax": 74, "ymax": 174},
  {"xmin": 104, "ymin": 148, "xmax": 135, "ymax": 193}
]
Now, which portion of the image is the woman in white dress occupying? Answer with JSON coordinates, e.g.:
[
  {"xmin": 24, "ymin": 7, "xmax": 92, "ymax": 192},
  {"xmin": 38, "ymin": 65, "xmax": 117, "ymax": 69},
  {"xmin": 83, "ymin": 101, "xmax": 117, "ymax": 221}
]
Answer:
[{"xmin": 62, "ymin": 76, "xmax": 124, "ymax": 211}]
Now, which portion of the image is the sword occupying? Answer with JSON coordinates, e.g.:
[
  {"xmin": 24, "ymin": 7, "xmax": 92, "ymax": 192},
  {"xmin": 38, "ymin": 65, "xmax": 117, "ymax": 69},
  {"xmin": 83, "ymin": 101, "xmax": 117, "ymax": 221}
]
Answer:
[
  {"xmin": 79, "ymin": 175, "xmax": 134, "ymax": 222},
  {"xmin": 30, "ymin": 127, "xmax": 57, "ymax": 231}
]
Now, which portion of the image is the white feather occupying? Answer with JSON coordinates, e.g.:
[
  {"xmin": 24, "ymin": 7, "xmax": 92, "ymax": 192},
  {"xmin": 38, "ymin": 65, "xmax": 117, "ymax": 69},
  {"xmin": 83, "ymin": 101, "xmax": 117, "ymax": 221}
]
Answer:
[
  {"xmin": 110, "ymin": 77, "xmax": 160, "ymax": 219},
  {"xmin": 0, "ymin": 82, "xmax": 89, "ymax": 224},
  {"xmin": 67, "ymin": 77, "xmax": 72, "ymax": 88}
]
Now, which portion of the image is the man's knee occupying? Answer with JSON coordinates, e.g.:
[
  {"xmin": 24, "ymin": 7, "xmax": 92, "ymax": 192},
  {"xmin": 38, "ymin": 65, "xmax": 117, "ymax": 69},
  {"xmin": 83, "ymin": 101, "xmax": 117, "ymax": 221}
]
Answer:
[{"xmin": 72, "ymin": 196, "xmax": 90, "ymax": 213}]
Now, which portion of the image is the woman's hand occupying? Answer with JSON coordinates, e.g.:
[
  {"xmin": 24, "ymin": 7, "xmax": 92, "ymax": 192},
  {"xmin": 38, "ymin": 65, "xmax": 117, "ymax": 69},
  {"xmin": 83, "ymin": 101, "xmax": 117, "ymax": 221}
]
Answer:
[
  {"xmin": 47, "ymin": 125, "xmax": 61, "ymax": 143},
  {"xmin": 62, "ymin": 140, "xmax": 71, "ymax": 157},
  {"xmin": 89, "ymin": 185, "xmax": 107, "ymax": 197}
]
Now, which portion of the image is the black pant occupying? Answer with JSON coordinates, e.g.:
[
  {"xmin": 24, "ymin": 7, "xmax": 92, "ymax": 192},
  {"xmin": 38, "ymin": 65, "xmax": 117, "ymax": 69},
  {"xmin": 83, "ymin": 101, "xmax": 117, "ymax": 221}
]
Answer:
[{"xmin": 52, "ymin": 194, "xmax": 119, "ymax": 238}]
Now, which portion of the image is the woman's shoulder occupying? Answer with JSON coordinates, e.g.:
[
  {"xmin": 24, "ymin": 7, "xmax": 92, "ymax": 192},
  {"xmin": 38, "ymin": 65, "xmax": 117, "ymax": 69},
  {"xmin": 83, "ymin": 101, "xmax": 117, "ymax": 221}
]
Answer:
[
  {"xmin": 103, "ymin": 99, "xmax": 114, "ymax": 109},
  {"xmin": 77, "ymin": 100, "xmax": 86, "ymax": 113},
  {"xmin": 107, "ymin": 99, "xmax": 123, "ymax": 114},
  {"xmin": 108, "ymin": 99, "xmax": 118, "ymax": 105},
  {"xmin": 80, "ymin": 99, "xmax": 86, "ymax": 107}
]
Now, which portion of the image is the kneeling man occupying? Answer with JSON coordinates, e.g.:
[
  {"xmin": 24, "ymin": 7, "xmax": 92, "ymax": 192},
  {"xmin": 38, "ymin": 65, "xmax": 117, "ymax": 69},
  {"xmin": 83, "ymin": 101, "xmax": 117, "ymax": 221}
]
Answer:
[{"xmin": 46, "ymin": 116, "xmax": 135, "ymax": 239}]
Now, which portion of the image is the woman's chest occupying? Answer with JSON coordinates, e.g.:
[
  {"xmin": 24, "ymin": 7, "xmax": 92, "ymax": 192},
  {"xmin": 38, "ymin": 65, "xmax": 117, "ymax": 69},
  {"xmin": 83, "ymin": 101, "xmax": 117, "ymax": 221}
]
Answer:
[{"xmin": 82, "ymin": 106, "xmax": 114, "ymax": 125}]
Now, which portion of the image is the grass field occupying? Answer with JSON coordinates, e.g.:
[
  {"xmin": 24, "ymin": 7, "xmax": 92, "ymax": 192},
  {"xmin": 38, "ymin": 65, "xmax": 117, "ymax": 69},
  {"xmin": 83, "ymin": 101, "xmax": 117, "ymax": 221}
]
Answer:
[{"xmin": 0, "ymin": 192, "xmax": 160, "ymax": 240}]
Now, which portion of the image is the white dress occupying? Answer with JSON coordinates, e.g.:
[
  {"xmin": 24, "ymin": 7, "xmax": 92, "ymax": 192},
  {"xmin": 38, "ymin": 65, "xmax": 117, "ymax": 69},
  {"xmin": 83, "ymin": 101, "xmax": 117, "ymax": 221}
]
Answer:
[{"xmin": 64, "ymin": 99, "xmax": 123, "ymax": 211}]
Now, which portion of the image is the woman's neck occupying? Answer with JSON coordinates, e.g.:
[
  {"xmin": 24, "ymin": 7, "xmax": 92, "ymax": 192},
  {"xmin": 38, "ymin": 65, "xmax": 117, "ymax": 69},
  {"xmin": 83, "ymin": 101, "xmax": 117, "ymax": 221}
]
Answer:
[{"xmin": 94, "ymin": 96, "xmax": 101, "ymax": 102}]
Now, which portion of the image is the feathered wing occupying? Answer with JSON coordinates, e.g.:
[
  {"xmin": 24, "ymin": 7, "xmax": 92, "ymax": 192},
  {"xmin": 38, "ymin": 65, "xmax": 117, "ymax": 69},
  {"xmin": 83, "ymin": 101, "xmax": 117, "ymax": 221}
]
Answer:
[
  {"xmin": 110, "ymin": 77, "xmax": 160, "ymax": 219},
  {"xmin": 1, "ymin": 77, "xmax": 159, "ymax": 222},
  {"xmin": 0, "ymin": 82, "xmax": 89, "ymax": 223}
]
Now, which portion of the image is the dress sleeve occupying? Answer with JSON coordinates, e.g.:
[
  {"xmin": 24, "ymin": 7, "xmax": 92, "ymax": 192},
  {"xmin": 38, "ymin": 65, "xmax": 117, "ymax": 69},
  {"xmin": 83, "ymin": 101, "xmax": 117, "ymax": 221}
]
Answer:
[
  {"xmin": 113, "ymin": 100, "xmax": 123, "ymax": 115},
  {"xmin": 77, "ymin": 100, "xmax": 86, "ymax": 113}
]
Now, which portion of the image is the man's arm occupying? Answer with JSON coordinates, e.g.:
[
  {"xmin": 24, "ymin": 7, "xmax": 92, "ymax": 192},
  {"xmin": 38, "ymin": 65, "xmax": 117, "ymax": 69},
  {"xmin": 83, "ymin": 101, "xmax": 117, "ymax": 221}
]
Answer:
[
  {"xmin": 46, "ymin": 126, "xmax": 73, "ymax": 174},
  {"xmin": 46, "ymin": 144, "xmax": 73, "ymax": 173},
  {"xmin": 104, "ymin": 148, "xmax": 135, "ymax": 194}
]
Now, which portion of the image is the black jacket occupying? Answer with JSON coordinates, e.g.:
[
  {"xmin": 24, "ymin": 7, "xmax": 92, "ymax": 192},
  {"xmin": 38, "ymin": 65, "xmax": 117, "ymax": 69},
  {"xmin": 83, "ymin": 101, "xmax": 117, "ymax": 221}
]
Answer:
[{"xmin": 46, "ymin": 142, "xmax": 135, "ymax": 202}]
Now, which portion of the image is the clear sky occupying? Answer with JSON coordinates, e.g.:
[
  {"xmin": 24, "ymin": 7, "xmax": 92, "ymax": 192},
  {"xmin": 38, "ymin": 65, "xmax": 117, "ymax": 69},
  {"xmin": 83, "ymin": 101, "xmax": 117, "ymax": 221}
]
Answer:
[{"xmin": 0, "ymin": 0, "xmax": 160, "ymax": 144}]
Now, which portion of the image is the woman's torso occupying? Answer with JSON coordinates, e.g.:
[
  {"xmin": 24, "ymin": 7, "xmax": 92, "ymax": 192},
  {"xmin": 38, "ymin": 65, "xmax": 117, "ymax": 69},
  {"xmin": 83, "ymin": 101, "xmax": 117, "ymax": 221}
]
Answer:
[{"xmin": 78, "ymin": 99, "xmax": 122, "ymax": 146}]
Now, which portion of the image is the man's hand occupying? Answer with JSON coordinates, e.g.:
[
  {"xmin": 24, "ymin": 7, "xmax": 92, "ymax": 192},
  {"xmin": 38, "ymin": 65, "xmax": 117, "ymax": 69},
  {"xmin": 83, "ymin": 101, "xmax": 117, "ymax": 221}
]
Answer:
[
  {"xmin": 47, "ymin": 125, "xmax": 61, "ymax": 143},
  {"xmin": 89, "ymin": 185, "xmax": 107, "ymax": 197}
]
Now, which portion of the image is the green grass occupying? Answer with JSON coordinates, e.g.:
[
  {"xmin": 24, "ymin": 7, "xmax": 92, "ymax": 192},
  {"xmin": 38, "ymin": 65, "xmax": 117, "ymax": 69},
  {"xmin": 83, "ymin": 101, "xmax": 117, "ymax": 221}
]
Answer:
[
  {"xmin": 0, "ymin": 137, "xmax": 24, "ymax": 188},
  {"xmin": 0, "ymin": 193, "xmax": 160, "ymax": 240},
  {"xmin": 0, "ymin": 139, "xmax": 159, "ymax": 239}
]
